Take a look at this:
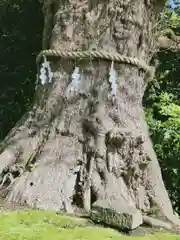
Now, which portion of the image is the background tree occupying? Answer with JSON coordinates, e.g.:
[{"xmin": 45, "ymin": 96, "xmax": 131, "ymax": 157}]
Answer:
[
  {"xmin": 144, "ymin": 4, "xmax": 180, "ymax": 215},
  {"xmin": 0, "ymin": 0, "xmax": 180, "ymax": 230},
  {"xmin": 0, "ymin": 0, "xmax": 43, "ymax": 140}
]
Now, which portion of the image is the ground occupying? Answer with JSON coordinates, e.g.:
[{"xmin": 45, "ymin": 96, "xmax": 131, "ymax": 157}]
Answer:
[{"xmin": 0, "ymin": 201, "xmax": 180, "ymax": 240}]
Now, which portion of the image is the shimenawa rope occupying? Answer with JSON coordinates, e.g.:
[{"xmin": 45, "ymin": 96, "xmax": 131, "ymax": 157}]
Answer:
[{"xmin": 36, "ymin": 49, "xmax": 154, "ymax": 77}]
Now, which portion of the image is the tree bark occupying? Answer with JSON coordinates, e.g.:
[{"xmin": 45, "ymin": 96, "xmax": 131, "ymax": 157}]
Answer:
[{"xmin": 0, "ymin": 0, "xmax": 180, "ymax": 227}]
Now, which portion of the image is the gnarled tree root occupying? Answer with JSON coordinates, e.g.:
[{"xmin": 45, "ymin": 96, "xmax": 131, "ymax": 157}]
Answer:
[{"xmin": 143, "ymin": 215, "xmax": 172, "ymax": 230}]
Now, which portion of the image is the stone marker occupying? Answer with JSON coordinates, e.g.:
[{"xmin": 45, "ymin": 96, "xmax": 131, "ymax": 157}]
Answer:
[{"xmin": 90, "ymin": 199, "xmax": 143, "ymax": 230}]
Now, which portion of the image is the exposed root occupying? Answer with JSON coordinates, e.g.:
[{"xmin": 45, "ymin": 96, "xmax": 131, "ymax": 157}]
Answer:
[
  {"xmin": 5, "ymin": 134, "xmax": 83, "ymax": 213},
  {"xmin": 0, "ymin": 173, "xmax": 15, "ymax": 189},
  {"xmin": 0, "ymin": 148, "xmax": 18, "ymax": 175},
  {"xmin": 82, "ymin": 155, "xmax": 95, "ymax": 212},
  {"xmin": 0, "ymin": 163, "xmax": 26, "ymax": 197},
  {"xmin": 0, "ymin": 129, "xmax": 48, "ymax": 185},
  {"xmin": 143, "ymin": 215, "xmax": 172, "ymax": 230}
]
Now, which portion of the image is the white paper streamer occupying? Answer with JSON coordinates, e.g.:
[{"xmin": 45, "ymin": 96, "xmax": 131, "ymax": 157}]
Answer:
[
  {"xmin": 70, "ymin": 66, "xmax": 81, "ymax": 92},
  {"xmin": 39, "ymin": 56, "xmax": 53, "ymax": 85},
  {"xmin": 109, "ymin": 61, "xmax": 117, "ymax": 102}
]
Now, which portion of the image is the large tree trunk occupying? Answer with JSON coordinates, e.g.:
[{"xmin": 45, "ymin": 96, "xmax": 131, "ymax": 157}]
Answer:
[{"xmin": 0, "ymin": 0, "xmax": 179, "ymax": 227}]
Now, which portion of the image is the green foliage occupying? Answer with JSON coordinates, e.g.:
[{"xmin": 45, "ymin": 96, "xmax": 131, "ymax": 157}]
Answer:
[
  {"xmin": 0, "ymin": 0, "xmax": 43, "ymax": 140},
  {"xmin": 143, "ymin": 3, "xmax": 180, "ymax": 215},
  {"xmin": 161, "ymin": 5, "xmax": 180, "ymax": 29},
  {"xmin": 0, "ymin": 210, "xmax": 179, "ymax": 240},
  {"xmin": 145, "ymin": 92, "xmax": 180, "ymax": 213}
]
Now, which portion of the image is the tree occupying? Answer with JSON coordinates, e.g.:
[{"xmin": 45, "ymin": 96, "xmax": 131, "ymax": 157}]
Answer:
[
  {"xmin": 144, "ymin": 4, "xmax": 180, "ymax": 215},
  {"xmin": 145, "ymin": 92, "xmax": 180, "ymax": 214},
  {"xmin": 0, "ymin": 0, "xmax": 180, "ymax": 229}
]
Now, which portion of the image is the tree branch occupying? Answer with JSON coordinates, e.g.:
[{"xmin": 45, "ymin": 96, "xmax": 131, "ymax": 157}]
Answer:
[{"xmin": 157, "ymin": 29, "xmax": 180, "ymax": 50}]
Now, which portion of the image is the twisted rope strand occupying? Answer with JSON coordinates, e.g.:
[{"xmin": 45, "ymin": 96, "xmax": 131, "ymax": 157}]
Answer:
[{"xmin": 37, "ymin": 49, "xmax": 152, "ymax": 74}]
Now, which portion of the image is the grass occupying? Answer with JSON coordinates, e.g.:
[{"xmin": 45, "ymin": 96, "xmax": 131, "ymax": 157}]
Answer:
[{"xmin": 0, "ymin": 209, "xmax": 180, "ymax": 239}]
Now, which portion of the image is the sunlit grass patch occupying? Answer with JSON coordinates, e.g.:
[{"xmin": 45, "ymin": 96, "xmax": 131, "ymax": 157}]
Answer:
[{"xmin": 0, "ymin": 210, "xmax": 180, "ymax": 240}]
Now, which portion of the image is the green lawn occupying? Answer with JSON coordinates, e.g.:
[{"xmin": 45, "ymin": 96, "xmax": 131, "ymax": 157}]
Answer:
[{"xmin": 0, "ymin": 209, "xmax": 180, "ymax": 240}]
